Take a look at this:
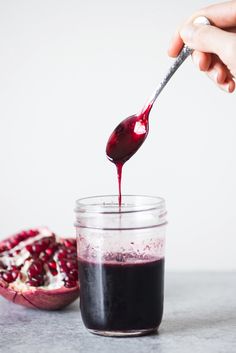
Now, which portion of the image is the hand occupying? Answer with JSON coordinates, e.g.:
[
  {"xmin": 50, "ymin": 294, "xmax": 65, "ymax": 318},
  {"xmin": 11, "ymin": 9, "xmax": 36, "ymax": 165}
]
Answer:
[{"xmin": 168, "ymin": 1, "xmax": 236, "ymax": 93}]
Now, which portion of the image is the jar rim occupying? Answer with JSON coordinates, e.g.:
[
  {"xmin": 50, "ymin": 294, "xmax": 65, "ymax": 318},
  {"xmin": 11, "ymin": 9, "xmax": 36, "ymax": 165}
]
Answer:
[{"xmin": 75, "ymin": 194, "xmax": 166, "ymax": 215}]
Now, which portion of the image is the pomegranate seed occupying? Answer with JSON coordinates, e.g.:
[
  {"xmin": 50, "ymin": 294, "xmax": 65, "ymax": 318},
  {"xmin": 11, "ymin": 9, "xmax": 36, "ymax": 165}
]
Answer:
[
  {"xmin": 32, "ymin": 243, "xmax": 43, "ymax": 254},
  {"xmin": 28, "ymin": 260, "xmax": 45, "ymax": 278},
  {"xmin": 64, "ymin": 270, "xmax": 78, "ymax": 282},
  {"xmin": 11, "ymin": 265, "xmax": 19, "ymax": 271},
  {"xmin": 48, "ymin": 261, "xmax": 58, "ymax": 276},
  {"xmin": 28, "ymin": 229, "xmax": 39, "ymax": 237},
  {"xmin": 11, "ymin": 270, "xmax": 19, "ymax": 281},
  {"xmin": 27, "ymin": 275, "xmax": 44, "ymax": 287},
  {"xmin": 41, "ymin": 238, "xmax": 51, "ymax": 248},
  {"xmin": 15, "ymin": 249, "xmax": 21, "ymax": 255},
  {"xmin": 65, "ymin": 280, "xmax": 77, "ymax": 288},
  {"xmin": 48, "ymin": 260, "xmax": 57, "ymax": 270},
  {"xmin": 66, "ymin": 260, "xmax": 77, "ymax": 270},
  {"xmin": 15, "ymin": 234, "xmax": 24, "ymax": 242},
  {"xmin": 45, "ymin": 247, "xmax": 54, "ymax": 257},
  {"xmin": 20, "ymin": 231, "xmax": 29, "ymax": 239},
  {"xmin": 26, "ymin": 244, "xmax": 33, "ymax": 254},
  {"xmin": 21, "ymin": 231, "xmax": 27, "ymax": 239},
  {"xmin": 63, "ymin": 239, "xmax": 76, "ymax": 248},
  {"xmin": 1, "ymin": 271, "xmax": 15, "ymax": 283},
  {"xmin": 0, "ymin": 244, "xmax": 8, "ymax": 253},
  {"xmin": 49, "ymin": 260, "xmax": 56, "ymax": 269},
  {"xmin": 68, "ymin": 269, "xmax": 78, "ymax": 281},
  {"xmin": 67, "ymin": 253, "xmax": 77, "ymax": 260},
  {"xmin": 58, "ymin": 259, "xmax": 67, "ymax": 272},
  {"xmin": 65, "ymin": 248, "xmax": 75, "ymax": 255},
  {"xmin": 58, "ymin": 249, "xmax": 67, "ymax": 260},
  {"xmin": 40, "ymin": 253, "xmax": 50, "ymax": 262},
  {"xmin": 5, "ymin": 241, "xmax": 13, "ymax": 250},
  {"xmin": 64, "ymin": 280, "xmax": 77, "ymax": 288}
]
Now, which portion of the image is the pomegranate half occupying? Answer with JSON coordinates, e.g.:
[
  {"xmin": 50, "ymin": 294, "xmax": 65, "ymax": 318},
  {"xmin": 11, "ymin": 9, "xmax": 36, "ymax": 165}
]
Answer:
[{"xmin": 0, "ymin": 227, "xmax": 79, "ymax": 310}]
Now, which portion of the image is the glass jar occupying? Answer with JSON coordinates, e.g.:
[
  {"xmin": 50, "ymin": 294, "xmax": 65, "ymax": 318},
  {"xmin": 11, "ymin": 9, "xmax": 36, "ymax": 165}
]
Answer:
[{"xmin": 75, "ymin": 195, "xmax": 167, "ymax": 337}]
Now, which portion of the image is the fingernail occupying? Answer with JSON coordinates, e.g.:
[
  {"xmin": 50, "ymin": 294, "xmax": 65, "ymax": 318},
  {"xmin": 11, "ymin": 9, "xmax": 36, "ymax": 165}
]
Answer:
[
  {"xmin": 221, "ymin": 84, "xmax": 230, "ymax": 93},
  {"xmin": 180, "ymin": 24, "xmax": 195, "ymax": 42},
  {"xmin": 228, "ymin": 80, "xmax": 235, "ymax": 93}
]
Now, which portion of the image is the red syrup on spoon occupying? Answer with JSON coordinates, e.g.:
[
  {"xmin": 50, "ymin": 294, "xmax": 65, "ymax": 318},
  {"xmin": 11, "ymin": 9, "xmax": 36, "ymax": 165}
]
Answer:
[
  {"xmin": 106, "ymin": 102, "xmax": 153, "ymax": 206},
  {"xmin": 105, "ymin": 17, "xmax": 211, "ymax": 207}
]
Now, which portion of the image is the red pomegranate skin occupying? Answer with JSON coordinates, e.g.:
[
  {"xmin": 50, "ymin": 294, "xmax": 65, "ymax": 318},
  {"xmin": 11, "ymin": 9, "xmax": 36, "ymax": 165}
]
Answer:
[
  {"xmin": 0, "ymin": 228, "xmax": 80, "ymax": 310},
  {"xmin": 0, "ymin": 281, "xmax": 80, "ymax": 310}
]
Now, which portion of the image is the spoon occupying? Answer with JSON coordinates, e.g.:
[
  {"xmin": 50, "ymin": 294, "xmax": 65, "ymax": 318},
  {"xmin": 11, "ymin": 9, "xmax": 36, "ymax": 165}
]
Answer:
[{"xmin": 106, "ymin": 16, "xmax": 210, "ymax": 165}]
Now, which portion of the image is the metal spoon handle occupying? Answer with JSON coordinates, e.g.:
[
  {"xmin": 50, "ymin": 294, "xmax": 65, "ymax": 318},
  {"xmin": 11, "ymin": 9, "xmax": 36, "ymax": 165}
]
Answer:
[
  {"xmin": 149, "ymin": 45, "xmax": 193, "ymax": 105},
  {"xmin": 143, "ymin": 16, "xmax": 210, "ymax": 110}
]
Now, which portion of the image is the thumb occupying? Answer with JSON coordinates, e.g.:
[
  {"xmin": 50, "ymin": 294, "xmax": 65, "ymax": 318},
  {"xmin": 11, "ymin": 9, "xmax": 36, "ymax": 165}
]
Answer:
[{"xmin": 180, "ymin": 23, "xmax": 236, "ymax": 67}]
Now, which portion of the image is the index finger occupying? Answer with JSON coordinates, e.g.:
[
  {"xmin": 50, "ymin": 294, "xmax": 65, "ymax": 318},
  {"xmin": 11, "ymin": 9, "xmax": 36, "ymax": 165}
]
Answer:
[
  {"xmin": 168, "ymin": 30, "xmax": 184, "ymax": 57},
  {"xmin": 168, "ymin": 0, "xmax": 236, "ymax": 57}
]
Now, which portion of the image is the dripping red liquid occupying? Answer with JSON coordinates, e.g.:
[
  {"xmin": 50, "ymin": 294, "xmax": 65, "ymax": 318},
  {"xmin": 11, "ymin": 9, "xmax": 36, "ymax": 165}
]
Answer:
[
  {"xmin": 106, "ymin": 103, "xmax": 153, "ymax": 207},
  {"xmin": 116, "ymin": 163, "xmax": 123, "ymax": 208}
]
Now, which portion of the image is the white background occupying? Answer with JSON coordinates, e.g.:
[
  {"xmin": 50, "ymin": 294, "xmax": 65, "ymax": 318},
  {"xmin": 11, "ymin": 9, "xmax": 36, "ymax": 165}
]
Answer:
[{"xmin": 0, "ymin": 0, "xmax": 235, "ymax": 271}]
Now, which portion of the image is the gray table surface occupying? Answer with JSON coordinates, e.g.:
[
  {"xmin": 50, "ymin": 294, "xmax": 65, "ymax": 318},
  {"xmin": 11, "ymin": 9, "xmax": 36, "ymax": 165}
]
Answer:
[{"xmin": 0, "ymin": 272, "xmax": 235, "ymax": 353}]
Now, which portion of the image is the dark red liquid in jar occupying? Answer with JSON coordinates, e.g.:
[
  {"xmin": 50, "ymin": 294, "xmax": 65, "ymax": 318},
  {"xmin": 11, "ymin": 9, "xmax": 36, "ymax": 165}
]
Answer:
[
  {"xmin": 106, "ymin": 103, "xmax": 153, "ymax": 206},
  {"xmin": 78, "ymin": 255, "xmax": 164, "ymax": 332}
]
